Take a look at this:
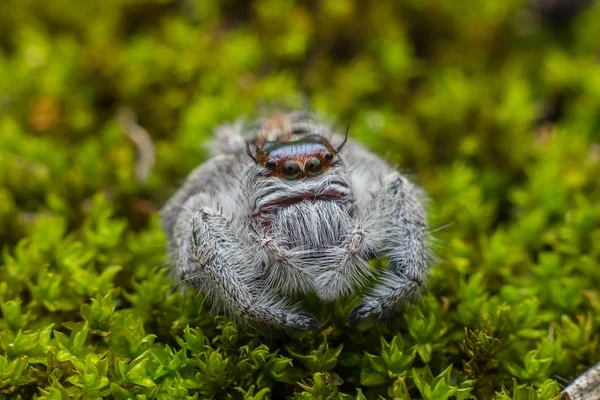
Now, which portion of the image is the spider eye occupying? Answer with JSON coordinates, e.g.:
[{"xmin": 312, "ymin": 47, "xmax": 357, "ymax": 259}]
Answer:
[
  {"xmin": 265, "ymin": 159, "xmax": 277, "ymax": 169},
  {"xmin": 324, "ymin": 152, "xmax": 334, "ymax": 161},
  {"xmin": 282, "ymin": 161, "xmax": 301, "ymax": 180},
  {"xmin": 305, "ymin": 158, "xmax": 323, "ymax": 177}
]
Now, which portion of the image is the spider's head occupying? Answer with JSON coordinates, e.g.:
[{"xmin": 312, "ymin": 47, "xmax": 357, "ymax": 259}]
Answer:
[
  {"xmin": 245, "ymin": 114, "xmax": 352, "ymax": 216},
  {"xmin": 245, "ymin": 129, "xmax": 347, "ymax": 181}
]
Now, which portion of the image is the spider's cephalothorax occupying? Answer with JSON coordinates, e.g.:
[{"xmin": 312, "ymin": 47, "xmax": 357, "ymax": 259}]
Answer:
[{"xmin": 161, "ymin": 111, "xmax": 430, "ymax": 330}]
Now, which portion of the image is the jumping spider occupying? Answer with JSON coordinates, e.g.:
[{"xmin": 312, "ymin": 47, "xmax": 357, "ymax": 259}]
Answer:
[{"xmin": 161, "ymin": 111, "xmax": 430, "ymax": 330}]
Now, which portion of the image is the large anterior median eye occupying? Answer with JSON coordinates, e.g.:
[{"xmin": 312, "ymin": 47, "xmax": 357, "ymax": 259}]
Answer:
[
  {"xmin": 305, "ymin": 158, "xmax": 323, "ymax": 177},
  {"xmin": 282, "ymin": 161, "xmax": 301, "ymax": 180}
]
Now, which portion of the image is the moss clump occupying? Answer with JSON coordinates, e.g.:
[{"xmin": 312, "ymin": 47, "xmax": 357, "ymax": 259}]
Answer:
[{"xmin": 1, "ymin": 0, "xmax": 600, "ymax": 399}]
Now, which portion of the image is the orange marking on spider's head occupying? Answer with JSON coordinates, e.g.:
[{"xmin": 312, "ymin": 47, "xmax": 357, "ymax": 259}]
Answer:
[{"xmin": 254, "ymin": 134, "xmax": 338, "ymax": 180}]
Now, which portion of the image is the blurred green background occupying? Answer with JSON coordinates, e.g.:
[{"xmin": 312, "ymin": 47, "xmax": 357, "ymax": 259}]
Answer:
[{"xmin": 1, "ymin": 0, "xmax": 600, "ymax": 399}]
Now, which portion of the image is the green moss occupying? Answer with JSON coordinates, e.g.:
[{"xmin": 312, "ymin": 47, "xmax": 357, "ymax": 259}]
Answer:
[{"xmin": 1, "ymin": 0, "xmax": 600, "ymax": 398}]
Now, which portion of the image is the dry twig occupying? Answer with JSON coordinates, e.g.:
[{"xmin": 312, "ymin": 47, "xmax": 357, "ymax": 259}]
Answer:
[{"xmin": 117, "ymin": 108, "xmax": 155, "ymax": 183}]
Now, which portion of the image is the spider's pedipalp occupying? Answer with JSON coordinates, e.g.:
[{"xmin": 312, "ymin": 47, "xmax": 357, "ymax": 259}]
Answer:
[
  {"xmin": 253, "ymin": 231, "xmax": 316, "ymax": 294},
  {"xmin": 312, "ymin": 217, "xmax": 377, "ymax": 302}
]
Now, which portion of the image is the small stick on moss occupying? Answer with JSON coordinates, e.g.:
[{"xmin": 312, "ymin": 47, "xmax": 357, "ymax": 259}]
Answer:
[
  {"xmin": 117, "ymin": 107, "xmax": 155, "ymax": 183},
  {"xmin": 561, "ymin": 361, "xmax": 600, "ymax": 400}
]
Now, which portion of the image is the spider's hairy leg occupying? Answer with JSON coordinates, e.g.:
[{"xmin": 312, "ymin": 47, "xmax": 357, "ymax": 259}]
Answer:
[
  {"xmin": 348, "ymin": 173, "xmax": 429, "ymax": 324},
  {"xmin": 312, "ymin": 213, "xmax": 376, "ymax": 302},
  {"xmin": 161, "ymin": 153, "xmax": 241, "ymax": 248},
  {"xmin": 174, "ymin": 194, "xmax": 319, "ymax": 330}
]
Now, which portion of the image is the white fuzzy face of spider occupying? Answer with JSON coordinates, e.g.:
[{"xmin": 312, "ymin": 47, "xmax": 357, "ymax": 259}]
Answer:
[
  {"xmin": 161, "ymin": 112, "xmax": 430, "ymax": 330},
  {"xmin": 245, "ymin": 129, "xmax": 355, "ymax": 235}
]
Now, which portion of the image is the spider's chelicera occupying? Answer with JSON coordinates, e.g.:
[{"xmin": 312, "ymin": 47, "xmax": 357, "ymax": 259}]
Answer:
[{"xmin": 161, "ymin": 111, "xmax": 430, "ymax": 330}]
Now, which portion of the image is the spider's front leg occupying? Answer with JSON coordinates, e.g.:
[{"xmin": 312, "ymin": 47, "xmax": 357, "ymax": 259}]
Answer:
[
  {"xmin": 348, "ymin": 173, "xmax": 429, "ymax": 324},
  {"xmin": 173, "ymin": 194, "xmax": 319, "ymax": 330}
]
